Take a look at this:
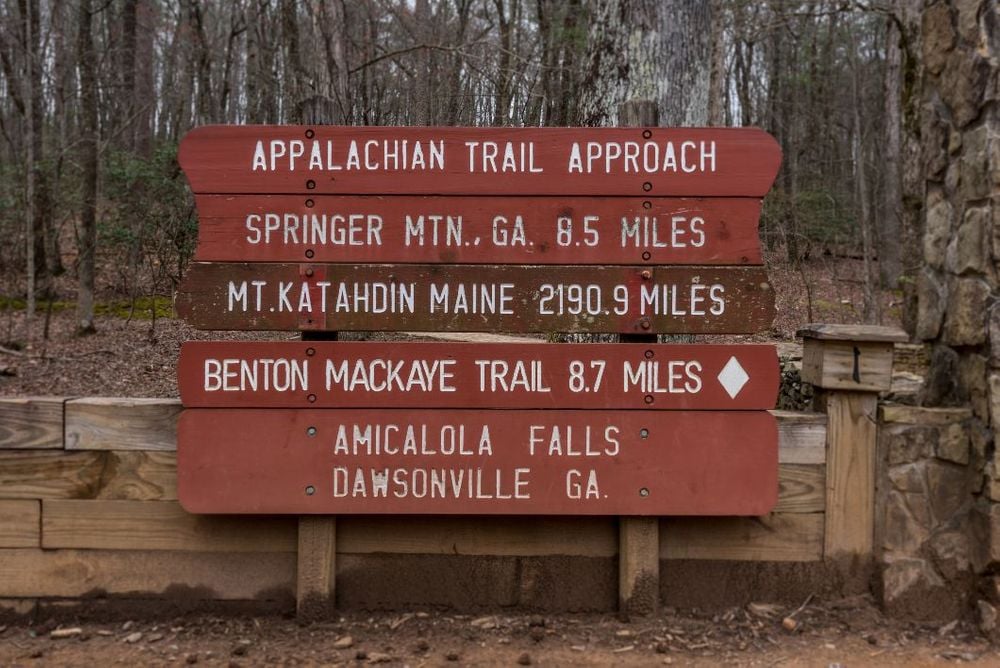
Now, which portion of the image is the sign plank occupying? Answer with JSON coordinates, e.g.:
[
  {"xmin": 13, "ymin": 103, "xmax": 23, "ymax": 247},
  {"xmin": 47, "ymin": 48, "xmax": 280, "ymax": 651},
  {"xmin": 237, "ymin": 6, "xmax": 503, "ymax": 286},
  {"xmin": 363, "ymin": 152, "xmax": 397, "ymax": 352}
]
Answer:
[
  {"xmin": 178, "ymin": 126, "xmax": 781, "ymax": 197},
  {"xmin": 175, "ymin": 263, "xmax": 776, "ymax": 334},
  {"xmin": 177, "ymin": 409, "xmax": 778, "ymax": 516},
  {"xmin": 193, "ymin": 195, "xmax": 764, "ymax": 265},
  {"xmin": 177, "ymin": 342, "xmax": 779, "ymax": 410}
]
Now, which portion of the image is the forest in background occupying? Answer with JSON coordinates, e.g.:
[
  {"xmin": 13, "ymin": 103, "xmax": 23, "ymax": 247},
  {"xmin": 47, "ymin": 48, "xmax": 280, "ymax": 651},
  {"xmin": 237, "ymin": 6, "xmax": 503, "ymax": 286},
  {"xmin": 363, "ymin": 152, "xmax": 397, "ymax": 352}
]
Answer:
[{"xmin": 0, "ymin": 0, "xmax": 920, "ymax": 339}]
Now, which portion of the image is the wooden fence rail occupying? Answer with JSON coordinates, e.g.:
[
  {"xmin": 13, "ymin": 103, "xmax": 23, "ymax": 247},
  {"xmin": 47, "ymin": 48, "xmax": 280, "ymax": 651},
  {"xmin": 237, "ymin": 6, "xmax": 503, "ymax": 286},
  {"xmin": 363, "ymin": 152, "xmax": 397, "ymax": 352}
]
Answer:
[{"xmin": 0, "ymin": 396, "xmax": 825, "ymax": 606}]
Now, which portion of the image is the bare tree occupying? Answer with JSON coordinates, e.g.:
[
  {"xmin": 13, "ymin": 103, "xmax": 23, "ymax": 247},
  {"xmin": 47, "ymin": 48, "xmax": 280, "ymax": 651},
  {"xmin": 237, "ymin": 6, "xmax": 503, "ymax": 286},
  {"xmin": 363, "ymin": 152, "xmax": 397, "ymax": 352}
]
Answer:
[{"xmin": 76, "ymin": 0, "xmax": 98, "ymax": 335}]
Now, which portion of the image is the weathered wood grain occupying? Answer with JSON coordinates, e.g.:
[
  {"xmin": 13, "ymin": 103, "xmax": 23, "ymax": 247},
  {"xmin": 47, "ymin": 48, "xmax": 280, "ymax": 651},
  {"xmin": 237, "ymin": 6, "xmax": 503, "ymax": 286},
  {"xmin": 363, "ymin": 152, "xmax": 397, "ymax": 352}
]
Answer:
[
  {"xmin": 661, "ymin": 513, "xmax": 824, "ymax": 562},
  {"xmin": 620, "ymin": 517, "xmax": 659, "ymax": 615},
  {"xmin": 175, "ymin": 263, "xmax": 777, "ymax": 334},
  {"xmin": 0, "ymin": 500, "xmax": 40, "ymax": 547},
  {"xmin": 193, "ymin": 194, "xmax": 764, "ymax": 265},
  {"xmin": 179, "ymin": 126, "xmax": 782, "ymax": 197},
  {"xmin": 797, "ymin": 323, "xmax": 908, "ymax": 343},
  {"xmin": 801, "ymin": 340, "xmax": 896, "ymax": 393},
  {"xmin": 0, "ymin": 548, "xmax": 295, "ymax": 600},
  {"xmin": 296, "ymin": 517, "xmax": 336, "ymax": 617},
  {"xmin": 336, "ymin": 516, "xmax": 617, "ymax": 557},
  {"xmin": 65, "ymin": 398, "xmax": 181, "ymax": 451},
  {"xmin": 178, "ymin": 341, "xmax": 781, "ymax": 411},
  {"xmin": 337, "ymin": 513, "xmax": 823, "ymax": 562},
  {"xmin": 772, "ymin": 410, "xmax": 826, "ymax": 464},
  {"xmin": 96, "ymin": 451, "xmax": 178, "ymax": 500},
  {"xmin": 0, "ymin": 450, "xmax": 106, "ymax": 499},
  {"xmin": 41, "ymin": 500, "xmax": 296, "ymax": 552},
  {"xmin": 824, "ymin": 392, "xmax": 877, "ymax": 557},
  {"xmin": 0, "ymin": 398, "xmax": 64, "ymax": 449},
  {"xmin": 879, "ymin": 404, "xmax": 971, "ymax": 425},
  {"xmin": 775, "ymin": 465, "xmax": 825, "ymax": 514}
]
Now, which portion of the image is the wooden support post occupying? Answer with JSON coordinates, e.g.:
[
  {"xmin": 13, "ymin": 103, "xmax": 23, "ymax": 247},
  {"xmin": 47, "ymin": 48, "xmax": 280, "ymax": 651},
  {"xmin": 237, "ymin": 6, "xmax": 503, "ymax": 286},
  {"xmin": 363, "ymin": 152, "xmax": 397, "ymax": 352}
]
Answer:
[
  {"xmin": 823, "ymin": 392, "xmax": 877, "ymax": 556},
  {"xmin": 617, "ymin": 98, "xmax": 660, "ymax": 617},
  {"xmin": 295, "ymin": 95, "xmax": 341, "ymax": 619},
  {"xmin": 619, "ymin": 516, "xmax": 659, "ymax": 616},
  {"xmin": 296, "ymin": 516, "xmax": 336, "ymax": 618},
  {"xmin": 798, "ymin": 324, "xmax": 906, "ymax": 564}
]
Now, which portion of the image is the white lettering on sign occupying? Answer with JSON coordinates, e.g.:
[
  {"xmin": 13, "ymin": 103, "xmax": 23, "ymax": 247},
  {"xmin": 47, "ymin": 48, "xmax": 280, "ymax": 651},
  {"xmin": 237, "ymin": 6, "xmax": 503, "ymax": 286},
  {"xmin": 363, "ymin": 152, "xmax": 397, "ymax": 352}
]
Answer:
[
  {"xmin": 203, "ymin": 358, "xmax": 308, "ymax": 392},
  {"xmin": 247, "ymin": 137, "xmax": 721, "ymax": 175},
  {"xmin": 332, "ymin": 466, "xmax": 531, "ymax": 500},
  {"xmin": 474, "ymin": 359, "xmax": 552, "ymax": 393},
  {"xmin": 324, "ymin": 358, "xmax": 457, "ymax": 393},
  {"xmin": 528, "ymin": 425, "xmax": 620, "ymax": 456},
  {"xmin": 252, "ymin": 139, "xmax": 445, "ymax": 172},
  {"xmin": 331, "ymin": 422, "xmax": 492, "ymax": 457},
  {"xmin": 567, "ymin": 141, "xmax": 716, "ymax": 174},
  {"xmin": 492, "ymin": 215, "xmax": 526, "ymax": 246},
  {"xmin": 620, "ymin": 215, "xmax": 705, "ymax": 248},
  {"xmin": 245, "ymin": 213, "xmax": 383, "ymax": 246},
  {"xmin": 566, "ymin": 469, "xmax": 601, "ymax": 499},
  {"xmin": 228, "ymin": 210, "xmax": 728, "ymax": 252},
  {"xmin": 404, "ymin": 215, "xmax": 463, "ymax": 246},
  {"xmin": 217, "ymin": 280, "xmax": 740, "ymax": 321},
  {"xmin": 464, "ymin": 141, "xmax": 544, "ymax": 173},
  {"xmin": 429, "ymin": 283, "xmax": 515, "ymax": 315},
  {"xmin": 639, "ymin": 283, "xmax": 725, "ymax": 316},
  {"xmin": 622, "ymin": 360, "xmax": 702, "ymax": 394}
]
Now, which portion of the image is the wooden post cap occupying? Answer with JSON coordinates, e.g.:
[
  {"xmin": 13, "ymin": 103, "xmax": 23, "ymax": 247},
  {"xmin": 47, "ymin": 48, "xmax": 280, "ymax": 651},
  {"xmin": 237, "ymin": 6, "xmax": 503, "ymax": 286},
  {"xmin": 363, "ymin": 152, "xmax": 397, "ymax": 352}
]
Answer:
[
  {"xmin": 796, "ymin": 324, "xmax": 908, "ymax": 343},
  {"xmin": 798, "ymin": 324, "xmax": 906, "ymax": 392}
]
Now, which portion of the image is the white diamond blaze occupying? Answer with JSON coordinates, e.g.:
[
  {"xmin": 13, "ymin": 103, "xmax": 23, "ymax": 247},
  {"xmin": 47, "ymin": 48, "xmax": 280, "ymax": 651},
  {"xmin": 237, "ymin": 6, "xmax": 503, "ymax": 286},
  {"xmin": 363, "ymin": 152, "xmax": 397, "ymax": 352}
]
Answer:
[{"xmin": 717, "ymin": 356, "xmax": 750, "ymax": 399}]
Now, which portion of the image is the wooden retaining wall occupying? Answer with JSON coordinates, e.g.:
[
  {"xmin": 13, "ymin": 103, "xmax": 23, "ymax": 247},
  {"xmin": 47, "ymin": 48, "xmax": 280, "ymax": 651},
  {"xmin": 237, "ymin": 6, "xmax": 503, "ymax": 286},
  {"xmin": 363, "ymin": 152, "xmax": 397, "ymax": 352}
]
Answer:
[{"xmin": 0, "ymin": 396, "xmax": 827, "ymax": 611}]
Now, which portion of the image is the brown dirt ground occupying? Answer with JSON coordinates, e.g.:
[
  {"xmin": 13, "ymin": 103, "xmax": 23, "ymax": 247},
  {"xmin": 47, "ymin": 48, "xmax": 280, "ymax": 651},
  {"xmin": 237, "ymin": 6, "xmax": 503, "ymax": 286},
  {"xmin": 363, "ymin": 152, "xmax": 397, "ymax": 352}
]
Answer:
[{"xmin": 0, "ymin": 597, "xmax": 997, "ymax": 667}]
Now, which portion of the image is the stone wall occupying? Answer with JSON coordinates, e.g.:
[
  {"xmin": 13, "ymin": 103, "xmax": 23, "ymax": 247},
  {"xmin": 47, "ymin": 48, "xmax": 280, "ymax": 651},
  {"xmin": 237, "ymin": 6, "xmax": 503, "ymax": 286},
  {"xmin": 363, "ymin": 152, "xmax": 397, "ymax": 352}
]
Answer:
[
  {"xmin": 897, "ymin": 0, "xmax": 999, "ymax": 623},
  {"xmin": 878, "ymin": 404, "xmax": 983, "ymax": 619}
]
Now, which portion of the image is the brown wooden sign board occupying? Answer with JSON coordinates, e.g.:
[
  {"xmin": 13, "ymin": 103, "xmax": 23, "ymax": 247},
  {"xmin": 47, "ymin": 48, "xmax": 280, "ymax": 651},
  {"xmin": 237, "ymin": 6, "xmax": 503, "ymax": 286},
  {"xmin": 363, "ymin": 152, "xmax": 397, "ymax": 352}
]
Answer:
[
  {"xmin": 178, "ymin": 126, "xmax": 781, "ymax": 196},
  {"xmin": 177, "ymin": 342, "xmax": 779, "ymax": 410},
  {"xmin": 192, "ymin": 195, "xmax": 764, "ymax": 265},
  {"xmin": 174, "ymin": 263, "xmax": 776, "ymax": 334},
  {"xmin": 177, "ymin": 408, "xmax": 778, "ymax": 516}
]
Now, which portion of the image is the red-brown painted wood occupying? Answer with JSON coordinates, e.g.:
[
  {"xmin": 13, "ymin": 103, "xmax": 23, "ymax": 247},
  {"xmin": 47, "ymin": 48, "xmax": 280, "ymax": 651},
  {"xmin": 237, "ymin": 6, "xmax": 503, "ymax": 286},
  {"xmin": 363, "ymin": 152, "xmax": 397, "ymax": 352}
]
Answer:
[
  {"xmin": 177, "ymin": 408, "xmax": 778, "ymax": 516},
  {"xmin": 178, "ymin": 126, "xmax": 781, "ymax": 196},
  {"xmin": 177, "ymin": 341, "xmax": 779, "ymax": 410},
  {"xmin": 192, "ymin": 195, "xmax": 764, "ymax": 265},
  {"xmin": 174, "ymin": 263, "xmax": 776, "ymax": 334}
]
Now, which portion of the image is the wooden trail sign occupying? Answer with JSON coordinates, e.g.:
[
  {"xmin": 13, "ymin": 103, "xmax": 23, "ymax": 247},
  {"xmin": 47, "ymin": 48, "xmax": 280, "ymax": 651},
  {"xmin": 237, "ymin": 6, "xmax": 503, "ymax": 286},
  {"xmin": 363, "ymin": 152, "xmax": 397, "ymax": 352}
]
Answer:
[
  {"xmin": 177, "ymin": 342, "xmax": 780, "ymax": 410},
  {"xmin": 173, "ymin": 123, "xmax": 784, "ymax": 523},
  {"xmin": 192, "ymin": 195, "xmax": 764, "ymax": 265},
  {"xmin": 177, "ymin": 408, "xmax": 779, "ymax": 516},
  {"xmin": 178, "ymin": 126, "xmax": 782, "ymax": 197},
  {"xmin": 174, "ymin": 263, "xmax": 776, "ymax": 334}
]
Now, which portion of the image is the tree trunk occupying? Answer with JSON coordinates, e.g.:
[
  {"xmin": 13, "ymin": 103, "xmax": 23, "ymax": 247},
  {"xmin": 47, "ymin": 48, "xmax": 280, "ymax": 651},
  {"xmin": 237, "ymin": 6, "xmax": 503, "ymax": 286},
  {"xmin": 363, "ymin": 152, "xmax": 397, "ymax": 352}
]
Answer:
[
  {"xmin": 652, "ymin": 0, "xmax": 711, "ymax": 125},
  {"xmin": 132, "ymin": 0, "xmax": 156, "ymax": 156},
  {"xmin": 493, "ymin": 0, "xmax": 513, "ymax": 125},
  {"xmin": 25, "ymin": 0, "xmax": 49, "ymax": 286},
  {"xmin": 880, "ymin": 9, "xmax": 904, "ymax": 289},
  {"xmin": 897, "ymin": 0, "xmax": 923, "ymax": 338},
  {"xmin": 707, "ymin": 0, "xmax": 727, "ymax": 126},
  {"xmin": 318, "ymin": 0, "xmax": 351, "ymax": 124},
  {"xmin": 851, "ymin": 33, "xmax": 879, "ymax": 325},
  {"xmin": 76, "ymin": 0, "xmax": 99, "ymax": 335}
]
